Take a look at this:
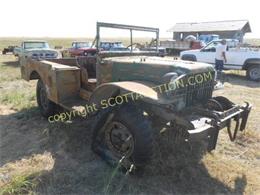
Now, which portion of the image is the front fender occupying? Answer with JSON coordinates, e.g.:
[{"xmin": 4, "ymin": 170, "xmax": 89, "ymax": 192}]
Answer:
[
  {"xmin": 89, "ymin": 81, "xmax": 173, "ymax": 109},
  {"xmin": 181, "ymin": 54, "xmax": 197, "ymax": 61}
]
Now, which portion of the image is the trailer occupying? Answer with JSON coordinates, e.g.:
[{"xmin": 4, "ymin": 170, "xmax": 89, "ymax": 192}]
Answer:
[{"xmin": 160, "ymin": 40, "xmax": 204, "ymax": 55}]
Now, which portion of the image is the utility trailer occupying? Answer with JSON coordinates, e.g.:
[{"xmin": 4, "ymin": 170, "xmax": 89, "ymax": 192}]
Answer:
[
  {"xmin": 20, "ymin": 22, "xmax": 252, "ymax": 172},
  {"xmin": 160, "ymin": 39, "xmax": 204, "ymax": 55}
]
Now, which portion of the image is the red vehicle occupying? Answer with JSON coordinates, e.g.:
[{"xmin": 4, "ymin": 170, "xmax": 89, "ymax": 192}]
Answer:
[
  {"xmin": 190, "ymin": 40, "xmax": 205, "ymax": 49},
  {"xmin": 66, "ymin": 41, "xmax": 97, "ymax": 57}
]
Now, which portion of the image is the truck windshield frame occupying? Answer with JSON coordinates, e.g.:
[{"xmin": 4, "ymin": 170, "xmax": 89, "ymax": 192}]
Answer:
[{"xmin": 94, "ymin": 22, "xmax": 159, "ymax": 53}]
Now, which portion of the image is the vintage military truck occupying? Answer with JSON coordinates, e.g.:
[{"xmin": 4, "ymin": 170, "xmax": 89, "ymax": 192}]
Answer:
[{"xmin": 20, "ymin": 22, "xmax": 252, "ymax": 171}]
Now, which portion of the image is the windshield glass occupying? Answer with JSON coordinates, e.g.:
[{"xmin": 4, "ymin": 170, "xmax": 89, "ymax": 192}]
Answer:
[
  {"xmin": 76, "ymin": 42, "xmax": 91, "ymax": 48},
  {"xmin": 24, "ymin": 42, "xmax": 49, "ymax": 49},
  {"xmin": 100, "ymin": 42, "xmax": 125, "ymax": 49},
  {"xmin": 203, "ymin": 41, "xmax": 220, "ymax": 50},
  {"xmin": 113, "ymin": 42, "xmax": 124, "ymax": 48}
]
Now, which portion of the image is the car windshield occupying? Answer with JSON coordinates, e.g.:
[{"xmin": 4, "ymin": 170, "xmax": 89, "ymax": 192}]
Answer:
[
  {"xmin": 202, "ymin": 41, "xmax": 220, "ymax": 50},
  {"xmin": 202, "ymin": 40, "xmax": 239, "ymax": 51},
  {"xmin": 24, "ymin": 42, "xmax": 49, "ymax": 49},
  {"xmin": 113, "ymin": 42, "xmax": 124, "ymax": 48},
  {"xmin": 100, "ymin": 42, "xmax": 125, "ymax": 49},
  {"xmin": 76, "ymin": 42, "xmax": 91, "ymax": 48}
]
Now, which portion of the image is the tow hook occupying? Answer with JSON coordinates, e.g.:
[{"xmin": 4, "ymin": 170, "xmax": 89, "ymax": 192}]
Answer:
[{"xmin": 226, "ymin": 115, "xmax": 240, "ymax": 141}]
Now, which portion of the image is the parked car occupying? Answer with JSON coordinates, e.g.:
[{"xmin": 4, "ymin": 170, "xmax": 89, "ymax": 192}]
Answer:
[
  {"xmin": 100, "ymin": 41, "xmax": 129, "ymax": 51},
  {"xmin": 62, "ymin": 41, "xmax": 97, "ymax": 57},
  {"xmin": 15, "ymin": 40, "xmax": 61, "ymax": 62},
  {"xmin": 180, "ymin": 39, "xmax": 260, "ymax": 81}
]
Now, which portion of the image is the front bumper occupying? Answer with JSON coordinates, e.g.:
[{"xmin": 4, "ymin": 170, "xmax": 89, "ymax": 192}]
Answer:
[
  {"xmin": 186, "ymin": 101, "xmax": 252, "ymax": 151},
  {"xmin": 149, "ymin": 96, "xmax": 252, "ymax": 151}
]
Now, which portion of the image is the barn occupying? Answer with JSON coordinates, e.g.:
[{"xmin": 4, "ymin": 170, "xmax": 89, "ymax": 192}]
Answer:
[{"xmin": 168, "ymin": 20, "xmax": 251, "ymax": 42}]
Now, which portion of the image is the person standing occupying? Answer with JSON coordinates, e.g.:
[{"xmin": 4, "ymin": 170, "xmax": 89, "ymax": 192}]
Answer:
[{"xmin": 215, "ymin": 39, "xmax": 227, "ymax": 82}]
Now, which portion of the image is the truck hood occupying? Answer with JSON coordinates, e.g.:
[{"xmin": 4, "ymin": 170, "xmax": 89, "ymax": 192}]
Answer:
[
  {"xmin": 25, "ymin": 48, "xmax": 58, "ymax": 53},
  {"xmin": 78, "ymin": 48, "xmax": 97, "ymax": 51},
  {"xmin": 24, "ymin": 48, "xmax": 61, "ymax": 59},
  {"xmin": 104, "ymin": 56, "xmax": 214, "ymax": 83}
]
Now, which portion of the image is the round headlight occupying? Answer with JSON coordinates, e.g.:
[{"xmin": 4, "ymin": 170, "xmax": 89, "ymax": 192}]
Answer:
[
  {"xmin": 170, "ymin": 74, "xmax": 179, "ymax": 83},
  {"xmin": 162, "ymin": 72, "xmax": 179, "ymax": 84}
]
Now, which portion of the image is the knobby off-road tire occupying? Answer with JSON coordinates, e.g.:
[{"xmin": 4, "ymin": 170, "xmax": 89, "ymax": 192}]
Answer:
[
  {"xmin": 36, "ymin": 79, "xmax": 57, "ymax": 117},
  {"xmin": 246, "ymin": 65, "xmax": 260, "ymax": 81},
  {"xmin": 91, "ymin": 104, "xmax": 155, "ymax": 168}
]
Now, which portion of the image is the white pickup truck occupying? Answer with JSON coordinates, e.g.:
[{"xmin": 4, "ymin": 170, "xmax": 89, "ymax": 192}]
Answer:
[{"xmin": 180, "ymin": 40, "xmax": 260, "ymax": 81}]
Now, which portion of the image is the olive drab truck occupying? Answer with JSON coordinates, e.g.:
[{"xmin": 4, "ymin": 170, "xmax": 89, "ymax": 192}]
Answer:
[{"xmin": 20, "ymin": 22, "xmax": 252, "ymax": 172}]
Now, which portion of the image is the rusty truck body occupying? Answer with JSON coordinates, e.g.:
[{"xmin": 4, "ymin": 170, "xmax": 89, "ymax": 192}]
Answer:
[{"xmin": 20, "ymin": 22, "xmax": 252, "ymax": 172}]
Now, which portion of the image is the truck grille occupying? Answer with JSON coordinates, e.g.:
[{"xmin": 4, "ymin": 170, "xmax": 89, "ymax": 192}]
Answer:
[
  {"xmin": 185, "ymin": 72, "xmax": 215, "ymax": 106},
  {"xmin": 31, "ymin": 52, "xmax": 56, "ymax": 59},
  {"xmin": 163, "ymin": 71, "xmax": 215, "ymax": 110}
]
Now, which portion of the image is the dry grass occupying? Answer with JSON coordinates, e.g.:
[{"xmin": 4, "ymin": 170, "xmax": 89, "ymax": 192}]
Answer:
[
  {"xmin": 0, "ymin": 38, "xmax": 83, "ymax": 50},
  {"xmin": 0, "ymin": 49, "xmax": 259, "ymax": 194},
  {"xmin": 0, "ymin": 152, "xmax": 54, "ymax": 195},
  {"xmin": 0, "ymin": 37, "xmax": 258, "ymax": 51}
]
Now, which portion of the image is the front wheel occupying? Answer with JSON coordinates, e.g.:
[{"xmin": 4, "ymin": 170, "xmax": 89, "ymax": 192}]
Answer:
[
  {"xmin": 246, "ymin": 65, "xmax": 260, "ymax": 81},
  {"xmin": 36, "ymin": 79, "xmax": 57, "ymax": 117},
  {"xmin": 92, "ymin": 105, "xmax": 155, "ymax": 169}
]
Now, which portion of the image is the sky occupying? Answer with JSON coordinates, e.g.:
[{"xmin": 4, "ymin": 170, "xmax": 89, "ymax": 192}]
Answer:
[{"xmin": 0, "ymin": 0, "xmax": 259, "ymax": 39}]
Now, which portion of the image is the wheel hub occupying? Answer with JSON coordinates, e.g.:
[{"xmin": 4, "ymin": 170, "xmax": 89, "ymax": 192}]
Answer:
[
  {"xmin": 250, "ymin": 67, "xmax": 260, "ymax": 80},
  {"xmin": 105, "ymin": 121, "xmax": 134, "ymax": 157}
]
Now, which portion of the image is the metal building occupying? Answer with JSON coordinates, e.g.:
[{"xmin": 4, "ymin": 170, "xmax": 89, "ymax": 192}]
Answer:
[{"xmin": 168, "ymin": 20, "xmax": 251, "ymax": 42}]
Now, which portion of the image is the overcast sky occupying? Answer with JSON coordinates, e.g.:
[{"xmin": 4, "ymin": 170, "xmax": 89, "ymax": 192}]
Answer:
[{"xmin": 0, "ymin": 0, "xmax": 259, "ymax": 38}]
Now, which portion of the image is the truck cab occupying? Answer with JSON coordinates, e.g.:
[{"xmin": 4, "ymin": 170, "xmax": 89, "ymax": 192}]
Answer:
[{"xmin": 67, "ymin": 41, "xmax": 97, "ymax": 57}]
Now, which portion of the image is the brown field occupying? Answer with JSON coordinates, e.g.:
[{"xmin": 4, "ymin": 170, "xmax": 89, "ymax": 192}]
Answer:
[
  {"xmin": 0, "ymin": 41, "xmax": 260, "ymax": 194},
  {"xmin": 0, "ymin": 37, "xmax": 259, "ymax": 51},
  {"xmin": 0, "ymin": 37, "xmax": 155, "ymax": 51}
]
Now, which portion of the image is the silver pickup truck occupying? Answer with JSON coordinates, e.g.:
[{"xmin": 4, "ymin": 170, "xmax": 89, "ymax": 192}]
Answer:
[{"xmin": 14, "ymin": 40, "xmax": 61, "ymax": 63}]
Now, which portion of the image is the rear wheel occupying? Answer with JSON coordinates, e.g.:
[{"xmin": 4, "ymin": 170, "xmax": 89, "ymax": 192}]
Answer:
[
  {"xmin": 92, "ymin": 104, "xmax": 155, "ymax": 169},
  {"xmin": 246, "ymin": 65, "xmax": 260, "ymax": 81},
  {"xmin": 36, "ymin": 79, "xmax": 57, "ymax": 117}
]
